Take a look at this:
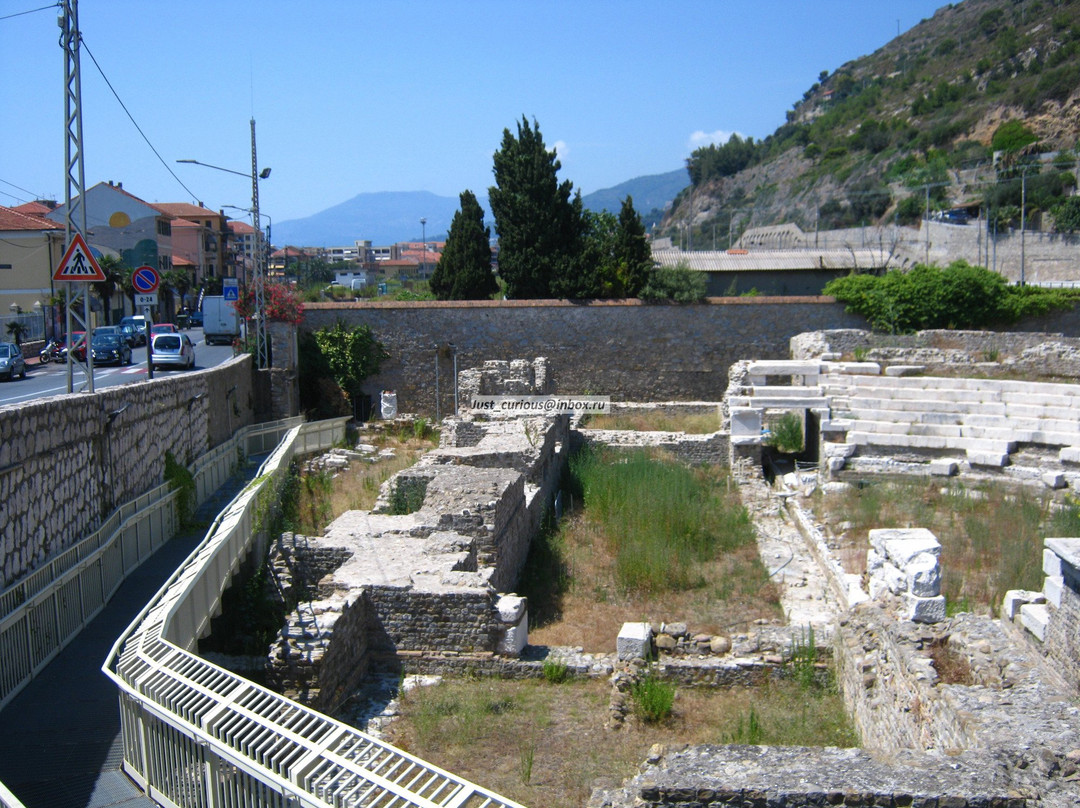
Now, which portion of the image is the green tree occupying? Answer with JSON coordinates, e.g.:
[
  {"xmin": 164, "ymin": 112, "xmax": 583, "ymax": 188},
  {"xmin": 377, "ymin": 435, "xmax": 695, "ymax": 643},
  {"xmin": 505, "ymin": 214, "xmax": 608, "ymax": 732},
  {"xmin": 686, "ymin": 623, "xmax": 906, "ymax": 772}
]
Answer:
[
  {"xmin": 639, "ymin": 264, "xmax": 707, "ymax": 303},
  {"xmin": 93, "ymin": 255, "xmax": 126, "ymax": 323},
  {"xmin": 1053, "ymin": 197, "xmax": 1080, "ymax": 233},
  {"xmin": 430, "ymin": 190, "xmax": 496, "ymax": 300},
  {"xmin": 309, "ymin": 320, "xmax": 388, "ymax": 409},
  {"xmin": 489, "ymin": 117, "xmax": 586, "ymax": 299},
  {"xmin": 615, "ymin": 196, "xmax": 652, "ymax": 297}
]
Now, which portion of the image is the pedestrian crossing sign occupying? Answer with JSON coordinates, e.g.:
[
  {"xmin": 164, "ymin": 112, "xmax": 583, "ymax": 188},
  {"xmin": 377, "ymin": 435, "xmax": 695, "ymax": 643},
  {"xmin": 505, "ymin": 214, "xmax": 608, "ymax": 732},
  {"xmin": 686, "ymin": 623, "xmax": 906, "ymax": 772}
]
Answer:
[{"xmin": 54, "ymin": 233, "xmax": 106, "ymax": 282}]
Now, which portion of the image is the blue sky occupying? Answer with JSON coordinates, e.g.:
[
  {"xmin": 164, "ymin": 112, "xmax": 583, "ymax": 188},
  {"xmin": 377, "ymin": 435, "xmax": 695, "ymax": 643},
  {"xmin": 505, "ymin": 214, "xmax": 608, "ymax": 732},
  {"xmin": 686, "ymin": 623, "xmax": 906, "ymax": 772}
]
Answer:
[{"xmin": 2, "ymin": 1, "xmax": 947, "ymax": 231}]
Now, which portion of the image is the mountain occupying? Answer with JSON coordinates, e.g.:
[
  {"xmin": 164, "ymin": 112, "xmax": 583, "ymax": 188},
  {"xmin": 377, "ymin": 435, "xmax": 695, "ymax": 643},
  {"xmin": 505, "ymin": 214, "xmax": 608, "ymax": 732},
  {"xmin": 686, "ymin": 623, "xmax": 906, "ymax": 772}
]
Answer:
[
  {"xmin": 271, "ymin": 191, "xmax": 467, "ymax": 248},
  {"xmin": 660, "ymin": 0, "xmax": 1080, "ymax": 246},
  {"xmin": 272, "ymin": 172, "xmax": 689, "ymax": 248},
  {"xmin": 581, "ymin": 169, "xmax": 688, "ymax": 216}
]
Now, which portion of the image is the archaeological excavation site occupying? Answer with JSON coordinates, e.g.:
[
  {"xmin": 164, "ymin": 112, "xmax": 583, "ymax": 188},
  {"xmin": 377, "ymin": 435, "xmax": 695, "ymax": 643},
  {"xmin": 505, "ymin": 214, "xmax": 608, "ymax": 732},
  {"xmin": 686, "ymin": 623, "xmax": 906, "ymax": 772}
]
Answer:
[{"xmin": 217, "ymin": 332, "xmax": 1080, "ymax": 808}]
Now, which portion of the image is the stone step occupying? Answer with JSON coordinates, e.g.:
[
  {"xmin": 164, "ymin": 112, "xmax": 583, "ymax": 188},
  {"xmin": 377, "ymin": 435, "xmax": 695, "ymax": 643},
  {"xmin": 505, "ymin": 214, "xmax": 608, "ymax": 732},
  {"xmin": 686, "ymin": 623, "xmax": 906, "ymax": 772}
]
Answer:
[
  {"xmin": 844, "ymin": 418, "xmax": 1080, "ymax": 448},
  {"xmin": 839, "ymin": 398, "xmax": 1009, "ymax": 417},
  {"xmin": 1019, "ymin": 602, "xmax": 1049, "ymax": 642},
  {"xmin": 847, "ymin": 430, "xmax": 1015, "ymax": 455}
]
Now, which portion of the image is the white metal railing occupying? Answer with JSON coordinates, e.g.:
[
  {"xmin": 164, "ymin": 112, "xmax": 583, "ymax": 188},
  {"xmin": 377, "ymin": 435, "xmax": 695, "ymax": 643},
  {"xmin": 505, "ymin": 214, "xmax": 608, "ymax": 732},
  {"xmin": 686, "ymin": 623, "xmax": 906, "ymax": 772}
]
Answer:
[
  {"xmin": 0, "ymin": 780, "xmax": 25, "ymax": 808},
  {"xmin": 0, "ymin": 416, "xmax": 321, "ymax": 713},
  {"xmin": 103, "ymin": 421, "xmax": 523, "ymax": 808}
]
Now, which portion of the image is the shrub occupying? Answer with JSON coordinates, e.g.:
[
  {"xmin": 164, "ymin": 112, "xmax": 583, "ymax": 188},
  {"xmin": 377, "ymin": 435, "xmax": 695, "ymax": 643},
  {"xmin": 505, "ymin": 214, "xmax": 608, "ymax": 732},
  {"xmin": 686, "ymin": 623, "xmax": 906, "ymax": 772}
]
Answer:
[
  {"xmin": 640, "ymin": 266, "xmax": 707, "ymax": 303},
  {"xmin": 542, "ymin": 659, "xmax": 570, "ymax": 684},
  {"xmin": 823, "ymin": 261, "xmax": 1079, "ymax": 333},
  {"xmin": 631, "ymin": 674, "xmax": 675, "ymax": 723},
  {"xmin": 766, "ymin": 412, "xmax": 804, "ymax": 454}
]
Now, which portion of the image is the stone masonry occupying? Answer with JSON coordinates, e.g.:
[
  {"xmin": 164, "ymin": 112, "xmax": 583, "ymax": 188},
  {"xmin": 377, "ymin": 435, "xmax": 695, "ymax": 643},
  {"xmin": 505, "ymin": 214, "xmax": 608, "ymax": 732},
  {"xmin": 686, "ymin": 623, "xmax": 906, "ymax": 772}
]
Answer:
[
  {"xmin": 266, "ymin": 398, "xmax": 570, "ymax": 713},
  {"xmin": 0, "ymin": 354, "xmax": 255, "ymax": 589}
]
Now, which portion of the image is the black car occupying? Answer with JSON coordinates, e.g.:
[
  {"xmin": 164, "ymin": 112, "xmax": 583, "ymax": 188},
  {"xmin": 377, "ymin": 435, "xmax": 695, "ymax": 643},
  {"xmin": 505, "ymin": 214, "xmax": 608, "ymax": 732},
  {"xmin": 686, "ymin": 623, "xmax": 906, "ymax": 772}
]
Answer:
[
  {"xmin": 91, "ymin": 333, "xmax": 133, "ymax": 365},
  {"xmin": 188, "ymin": 310, "xmax": 204, "ymax": 328}
]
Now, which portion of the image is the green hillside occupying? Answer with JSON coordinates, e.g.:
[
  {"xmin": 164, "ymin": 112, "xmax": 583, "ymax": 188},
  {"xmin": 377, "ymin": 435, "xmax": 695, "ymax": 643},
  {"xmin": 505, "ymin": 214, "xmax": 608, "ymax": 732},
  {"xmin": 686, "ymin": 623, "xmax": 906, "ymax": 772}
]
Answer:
[{"xmin": 660, "ymin": 0, "xmax": 1080, "ymax": 247}]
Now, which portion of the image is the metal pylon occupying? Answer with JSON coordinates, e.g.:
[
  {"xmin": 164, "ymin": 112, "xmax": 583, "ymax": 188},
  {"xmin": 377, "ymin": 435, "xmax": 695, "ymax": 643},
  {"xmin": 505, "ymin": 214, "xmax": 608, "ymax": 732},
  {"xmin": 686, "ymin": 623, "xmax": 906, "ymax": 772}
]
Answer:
[{"xmin": 61, "ymin": 0, "xmax": 94, "ymax": 392}]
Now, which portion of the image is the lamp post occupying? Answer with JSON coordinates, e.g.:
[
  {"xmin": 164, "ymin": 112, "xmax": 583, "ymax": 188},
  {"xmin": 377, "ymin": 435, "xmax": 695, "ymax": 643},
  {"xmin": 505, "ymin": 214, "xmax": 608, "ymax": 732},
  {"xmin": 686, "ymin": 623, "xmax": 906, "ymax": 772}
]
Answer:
[
  {"xmin": 177, "ymin": 118, "xmax": 271, "ymax": 368},
  {"xmin": 420, "ymin": 217, "xmax": 427, "ymax": 279}
]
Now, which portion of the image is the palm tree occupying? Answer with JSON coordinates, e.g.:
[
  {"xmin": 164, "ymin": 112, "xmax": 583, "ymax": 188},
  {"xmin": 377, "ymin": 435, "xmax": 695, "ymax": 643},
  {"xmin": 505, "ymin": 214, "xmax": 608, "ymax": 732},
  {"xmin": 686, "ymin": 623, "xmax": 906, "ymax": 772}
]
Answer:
[{"xmin": 93, "ymin": 255, "xmax": 127, "ymax": 324}]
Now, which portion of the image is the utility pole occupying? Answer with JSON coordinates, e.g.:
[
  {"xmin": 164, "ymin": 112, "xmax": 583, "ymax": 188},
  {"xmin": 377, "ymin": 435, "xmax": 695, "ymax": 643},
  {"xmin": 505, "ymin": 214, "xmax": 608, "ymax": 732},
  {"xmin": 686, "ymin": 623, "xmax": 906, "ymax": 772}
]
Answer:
[
  {"xmin": 61, "ymin": 0, "xmax": 94, "ymax": 392},
  {"xmin": 250, "ymin": 118, "xmax": 269, "ymax": 368},
  {"xmin": 1020, "ymin": 168, "xmax": 1027, "ymax": 286}
]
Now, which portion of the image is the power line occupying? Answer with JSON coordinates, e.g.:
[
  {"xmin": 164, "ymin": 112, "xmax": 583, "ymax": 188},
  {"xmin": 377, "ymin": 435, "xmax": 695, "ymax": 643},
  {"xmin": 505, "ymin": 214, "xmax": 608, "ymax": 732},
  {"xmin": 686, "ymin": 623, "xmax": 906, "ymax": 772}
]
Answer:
[
  {"xmin": 0, "ymin": 3, "xmax": 58, "ymax": 23},
  {"xmin": 79, "ymin": 37, "xmax": 201, "ymax": 202}
]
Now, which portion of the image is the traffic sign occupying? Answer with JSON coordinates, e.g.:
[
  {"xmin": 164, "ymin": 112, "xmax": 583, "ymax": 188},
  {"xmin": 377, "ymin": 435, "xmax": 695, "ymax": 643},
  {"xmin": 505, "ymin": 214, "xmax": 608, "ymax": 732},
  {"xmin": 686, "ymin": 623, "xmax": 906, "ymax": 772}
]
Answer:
[
  {"xmin": 135, "ymin": 293, "xmax": 158, "ymax": 306},
  {"xmin": 54, "ymin": 233, "xmax": 106, "ymax": 282},
  {"xmin": 223, "ymin": 277, "xmax": 239, "ymax": 301},
  {"xmin": 132, "ymin": 265, "xmax": 160, "ymax": 293}
]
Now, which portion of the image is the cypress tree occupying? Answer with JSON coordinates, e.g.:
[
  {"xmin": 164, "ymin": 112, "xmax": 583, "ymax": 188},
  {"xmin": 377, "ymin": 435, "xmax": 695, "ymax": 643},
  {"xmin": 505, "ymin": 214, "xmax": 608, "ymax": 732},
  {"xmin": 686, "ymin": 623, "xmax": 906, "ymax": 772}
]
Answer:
[{"xmin": 430, "ymin": 190, "xmax": 496, "ymax": 300}]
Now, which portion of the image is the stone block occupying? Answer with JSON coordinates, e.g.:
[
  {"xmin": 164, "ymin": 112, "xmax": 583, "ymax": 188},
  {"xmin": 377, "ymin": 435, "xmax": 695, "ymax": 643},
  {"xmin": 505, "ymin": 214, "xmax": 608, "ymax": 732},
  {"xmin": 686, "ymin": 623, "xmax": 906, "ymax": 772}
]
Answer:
[
  {"xmin": 823, "ymin": 442, "xmax": 856, "ymax": 458},
  {"xmin": 826, "ymin": 457, "xmax": 846, "ymax": 474},
  {"xmin": 1043, "ymin": 471, "xmax": 1067, "ymax": 490},
  {"xmin": 904, "ymin": 593, "xmax": 946, "ymax": 624},
  {"xmin": 906, "ymin": 557, "xmax": 942, "ymax": 598},
  {"xmin": 1020, "ymin": 602, "xmax": 1049, "ymax": 642},
  {"xmin": 730, "ymin": 408, "xmax": 762, "ymax": 445},
  {"xmin": 1043, "ymin": 576, "xmax": 1064, "ymax": 609},
  {"xmin": 966, "ymin": 451, "xmax": 1010, "ymax": 467},
  {"xmin": 496, "ymin": 594, "xmax": 526, "ymax": 624},
  {"xmin": 1060, "ymin": 446, "xmax": 1080, "ymax": 464},
  {"xmin": 1002, "ymin": 589, "xmax": 1045, "ymax": 620},
  {"xmin": 884, "ymin": 365, "xmax": 926, "ymax": 377},
  {"xmin": 1044, "ymin": 547, "xmax": 1064, "ymax": 578},
  {"xmin": 869, "ymin": 528, "xmax": 940, "ymax": 566},
  {"xmin": 497, "ymin": 618, "xmax": 528, "ymax": 656},
  {"xmin": 617, "ymin": 622, "xmax": 653, "ymax": 661},
  {"xmin": 929, "ymin": 458, "xmax": 959, "ymax": 477},
  {"xmin": 1046, "ymin": 538, "xmax": 1080, "ymax": 575}
]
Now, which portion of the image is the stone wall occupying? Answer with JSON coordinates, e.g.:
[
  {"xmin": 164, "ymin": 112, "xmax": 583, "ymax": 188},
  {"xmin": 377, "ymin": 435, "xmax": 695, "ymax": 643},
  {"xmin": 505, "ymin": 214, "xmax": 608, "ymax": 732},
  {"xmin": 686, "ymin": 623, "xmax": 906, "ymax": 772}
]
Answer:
[
  {"xmin": 1039, "ymin": 539, "xmax": 1080, "ymax": 691},
  {"xmin": 266, "ymin": 408, "xmax": 570, "ymax": 712},
  {"xmin": 302, "ymin": 298, "xmax": 868, "ymax": 416},
  {"xmin": 574, "ymin": 429, "xmax": 729, "ymax": 466},
  {"xmin": 0, "ymin": 354, "xmax": 255, "ymax": 589}
]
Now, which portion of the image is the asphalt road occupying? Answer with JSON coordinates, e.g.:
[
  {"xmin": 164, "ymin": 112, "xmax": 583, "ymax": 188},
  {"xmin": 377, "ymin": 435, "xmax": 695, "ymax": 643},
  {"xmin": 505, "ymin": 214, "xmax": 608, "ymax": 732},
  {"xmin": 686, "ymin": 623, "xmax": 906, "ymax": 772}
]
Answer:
[{"xmin": 0, "ymin": 329, "xmax": 238, "ymax": 408}]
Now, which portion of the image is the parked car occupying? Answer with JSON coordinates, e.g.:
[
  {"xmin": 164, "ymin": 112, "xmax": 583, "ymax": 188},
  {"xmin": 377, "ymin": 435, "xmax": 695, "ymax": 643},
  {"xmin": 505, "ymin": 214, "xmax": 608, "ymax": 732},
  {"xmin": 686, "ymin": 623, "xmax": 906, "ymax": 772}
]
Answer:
[
  {"xmin": 90, "ymin": 333, "xmax": 133, "ymax": 365},
  {"xmin": 69, "ymin": 331, "xmax": 87, "ymax": 362},
  {"xmin": 93, "ymin": 325, "xmax": 136, "ymax": 348},
  {"xmin": 0, "ymin": 342, "xmax": 26, "ymax": 380},
  {"xmin": 119, "ymin": 315, "xmax": 148, "ymax": 346},
  {"xmin": 188, "ymin": 310, "xmax": 204, "ymax": 328},
  {"xmin": 151, "ymin": 323, "xmax": 179, "ymax": 335},
  {"xmin": 150, "ymin": 332, "xmax": 195, "ymax": 370}
]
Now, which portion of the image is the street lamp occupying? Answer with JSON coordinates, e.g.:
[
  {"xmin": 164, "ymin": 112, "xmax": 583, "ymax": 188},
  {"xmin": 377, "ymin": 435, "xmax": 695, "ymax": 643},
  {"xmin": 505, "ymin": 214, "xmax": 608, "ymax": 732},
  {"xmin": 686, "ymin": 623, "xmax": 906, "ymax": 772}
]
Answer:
[
  {"xmin": 177, "ymin": 118, "xmax": 271, "ymax": 368},
  {"xmin": 420, "ymin": 217, "xmax": 427, "ymax": 279}
]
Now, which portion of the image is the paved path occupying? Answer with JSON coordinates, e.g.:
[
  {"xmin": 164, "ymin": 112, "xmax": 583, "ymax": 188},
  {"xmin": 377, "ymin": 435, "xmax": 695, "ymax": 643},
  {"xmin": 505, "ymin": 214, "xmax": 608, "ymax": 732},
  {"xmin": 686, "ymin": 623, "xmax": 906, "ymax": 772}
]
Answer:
[{"xmin": 0, "ymin": 460, "xmax": 262, "ymax": 808}]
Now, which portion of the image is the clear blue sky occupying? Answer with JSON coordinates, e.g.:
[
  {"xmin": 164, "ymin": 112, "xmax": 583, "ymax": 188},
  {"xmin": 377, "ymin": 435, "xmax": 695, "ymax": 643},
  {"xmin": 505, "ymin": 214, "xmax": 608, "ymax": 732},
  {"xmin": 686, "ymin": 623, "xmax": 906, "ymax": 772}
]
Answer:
[{"xmin": 1, "ymin": 0, "xmax": 948, "ymax": 228}]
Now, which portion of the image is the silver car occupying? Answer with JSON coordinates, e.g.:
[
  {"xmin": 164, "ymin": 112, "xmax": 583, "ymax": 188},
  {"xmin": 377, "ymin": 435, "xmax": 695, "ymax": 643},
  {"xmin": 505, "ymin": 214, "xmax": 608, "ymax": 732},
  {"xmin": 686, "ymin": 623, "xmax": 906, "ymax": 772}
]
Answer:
[
  {"xmin": 0, "ymin": 342, "xmax": 26, "ymax": 381},
  {"xmin": 150, "ymin": 333, "xmax": 195, "ymax": 370}
]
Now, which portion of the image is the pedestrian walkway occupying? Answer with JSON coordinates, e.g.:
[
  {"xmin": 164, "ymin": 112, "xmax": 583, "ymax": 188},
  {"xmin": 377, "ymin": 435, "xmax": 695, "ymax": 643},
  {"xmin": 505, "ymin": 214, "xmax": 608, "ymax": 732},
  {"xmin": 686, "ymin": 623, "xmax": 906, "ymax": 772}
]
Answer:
[{"xmin": 0, "ymin": 459, "xmax": 264, "ymax": 808}]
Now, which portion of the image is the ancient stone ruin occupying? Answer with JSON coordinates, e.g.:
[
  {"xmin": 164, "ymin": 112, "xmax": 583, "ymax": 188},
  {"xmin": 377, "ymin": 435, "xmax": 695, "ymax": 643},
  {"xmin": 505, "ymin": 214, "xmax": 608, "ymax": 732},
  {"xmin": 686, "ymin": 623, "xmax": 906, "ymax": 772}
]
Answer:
[{"xmin": 259, "ymin": 344, "xmax": 1080, "ymax": 807}]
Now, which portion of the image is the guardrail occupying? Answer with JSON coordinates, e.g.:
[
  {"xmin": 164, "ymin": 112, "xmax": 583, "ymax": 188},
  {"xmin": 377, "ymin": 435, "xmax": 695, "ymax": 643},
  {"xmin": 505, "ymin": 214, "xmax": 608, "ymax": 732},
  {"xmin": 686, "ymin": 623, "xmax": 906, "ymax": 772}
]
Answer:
[
  {"xmin": 0, "ymin": 415, "xmax": 326, "ymax": 713},
  {"xmin": 102, "ymin": 420, "xmax": 522, "ymax": 808}
]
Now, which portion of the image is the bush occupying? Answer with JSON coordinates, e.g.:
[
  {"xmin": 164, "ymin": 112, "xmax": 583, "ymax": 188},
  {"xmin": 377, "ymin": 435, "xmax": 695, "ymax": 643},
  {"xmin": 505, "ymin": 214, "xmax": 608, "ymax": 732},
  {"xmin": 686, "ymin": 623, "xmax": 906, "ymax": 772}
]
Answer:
[
  {"xmin": 766, "ymin": 412, "xmax": 804, "ymax": 454},
  {"xmin": 631, "ymin": 674, "xmax": 675, "ymax": 723},
  {"xmin": 542, "ymin": 659, "xmax": 570, "ymax": 684},
  {"xmin": 639, "ymin": 266, "xmax": 707, "ymax": 303},
  {"xmin": 825, "ymin": 261, "xmax": 1080, "ymax": 333}
]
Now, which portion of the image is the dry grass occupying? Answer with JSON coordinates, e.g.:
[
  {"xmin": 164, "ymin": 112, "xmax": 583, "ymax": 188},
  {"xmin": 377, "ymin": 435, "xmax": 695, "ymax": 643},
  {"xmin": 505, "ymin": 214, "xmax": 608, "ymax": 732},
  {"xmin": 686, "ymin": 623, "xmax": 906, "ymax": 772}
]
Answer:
[
  {"xmin": 290, "ymin": 427, "xmax": 438, "ymax": 535},
  {"xmin": 581, "ymin": 410, "xmax": 721, "ymax": 434},
  {"xmin": 816, "ymin": 478, "xmax": 1080, "ymax": 614},
  {"xmin": 388, "ymin": 675, "xmax": 855, "ymax": 808}
]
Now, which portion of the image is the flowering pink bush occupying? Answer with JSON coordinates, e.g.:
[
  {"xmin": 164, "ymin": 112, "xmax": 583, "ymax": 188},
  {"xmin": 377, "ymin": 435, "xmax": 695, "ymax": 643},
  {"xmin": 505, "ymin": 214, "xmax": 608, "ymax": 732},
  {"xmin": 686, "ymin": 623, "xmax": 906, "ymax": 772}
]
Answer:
[{"xmin": 234, "ymin": 282, "xmax": 304, "ymax": 325}]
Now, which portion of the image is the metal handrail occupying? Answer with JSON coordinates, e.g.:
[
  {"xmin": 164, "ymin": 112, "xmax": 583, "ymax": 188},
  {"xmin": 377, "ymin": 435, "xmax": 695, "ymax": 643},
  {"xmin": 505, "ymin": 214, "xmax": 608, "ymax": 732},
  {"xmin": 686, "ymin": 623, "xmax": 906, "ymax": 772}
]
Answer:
[{"xmin": 102, "ymin": 419, "xmax": 523, "ymax": 808}]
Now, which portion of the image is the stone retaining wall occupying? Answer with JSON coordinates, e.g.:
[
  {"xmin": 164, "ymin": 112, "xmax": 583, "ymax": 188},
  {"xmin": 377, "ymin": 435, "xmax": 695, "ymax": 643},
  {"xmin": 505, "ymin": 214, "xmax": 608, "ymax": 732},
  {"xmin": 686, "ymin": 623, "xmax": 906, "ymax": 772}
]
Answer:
[
  {"xmin": 0, "ymin": 354, "xmax": 255, "ymax": 589},
  {"xmin": 574, "ymin": 428, "xmax": 729, "ymax": 465},
  {"xmin": 302, "ymin": 298, "xmax": 869, "ymax": 416}
]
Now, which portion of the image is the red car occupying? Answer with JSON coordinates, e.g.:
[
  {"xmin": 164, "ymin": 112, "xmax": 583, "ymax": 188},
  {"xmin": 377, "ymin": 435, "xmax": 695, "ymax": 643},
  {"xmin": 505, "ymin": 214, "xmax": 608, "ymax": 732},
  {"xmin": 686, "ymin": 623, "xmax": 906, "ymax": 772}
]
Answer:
[{"xmin": 151, "ymin": 323, "xmax": 179, "ymax": 335}]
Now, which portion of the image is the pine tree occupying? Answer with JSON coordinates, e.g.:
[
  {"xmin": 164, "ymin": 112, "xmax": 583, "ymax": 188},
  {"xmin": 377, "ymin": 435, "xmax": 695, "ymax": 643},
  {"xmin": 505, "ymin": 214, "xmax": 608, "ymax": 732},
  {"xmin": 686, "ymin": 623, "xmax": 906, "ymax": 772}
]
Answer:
[
  {"xmin": 615, "ymin": 196, "xmax": 652, "ymax": 297},
  {"xmin": 430, "ymin": 191, "xmax": 496, "ymax": 300},
  {"xmin": 489, "ymin": 117, "xmax": 585, "ymax": 299}
]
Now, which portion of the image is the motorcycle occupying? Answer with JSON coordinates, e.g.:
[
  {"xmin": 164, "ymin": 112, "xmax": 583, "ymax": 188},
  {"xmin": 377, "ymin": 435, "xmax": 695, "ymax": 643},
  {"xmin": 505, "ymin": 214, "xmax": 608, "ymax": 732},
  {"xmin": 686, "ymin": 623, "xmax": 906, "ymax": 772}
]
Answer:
[{"xmin": 39, "ymin": 339, "xmax": 64, "ymax": 364}]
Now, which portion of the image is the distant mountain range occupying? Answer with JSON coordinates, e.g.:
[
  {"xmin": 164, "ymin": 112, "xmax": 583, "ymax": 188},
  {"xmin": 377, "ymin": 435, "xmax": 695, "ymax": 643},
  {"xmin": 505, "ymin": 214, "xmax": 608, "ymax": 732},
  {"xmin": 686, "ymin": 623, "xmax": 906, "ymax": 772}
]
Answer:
[{"xmin": 271, "ymin": 169, "xmax": 688, "ymax": 248}]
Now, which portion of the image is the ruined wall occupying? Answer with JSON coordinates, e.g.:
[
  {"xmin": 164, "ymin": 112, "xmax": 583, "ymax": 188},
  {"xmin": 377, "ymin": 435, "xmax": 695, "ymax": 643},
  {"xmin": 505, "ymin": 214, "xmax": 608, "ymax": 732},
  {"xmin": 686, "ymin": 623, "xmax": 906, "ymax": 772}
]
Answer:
[
  {"xmin": 0, "ymin": 354, "xmax": 255, "ymax": 589},
  {"xmin": 574, "ymin": 429, "xmax": 729, "ymax": 466},
  {"xmin": 303, "ymin": 298, "xmax": 868, "ymax": 416},
  {"xmin": 366, "ymin": 587, "xmax": 500, "ymax": 655},
  {"xmin": 1041, "ymin": 541, "xmax": 1080, "ymax": 691}
]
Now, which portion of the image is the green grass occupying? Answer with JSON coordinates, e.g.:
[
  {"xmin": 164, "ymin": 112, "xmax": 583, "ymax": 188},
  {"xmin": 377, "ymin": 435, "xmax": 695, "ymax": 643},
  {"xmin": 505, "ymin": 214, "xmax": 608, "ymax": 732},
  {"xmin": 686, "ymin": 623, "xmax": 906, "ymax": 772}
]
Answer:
[{"xmin": 568, "ymin": 447, "xmax": 756, "ymax": 595}]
